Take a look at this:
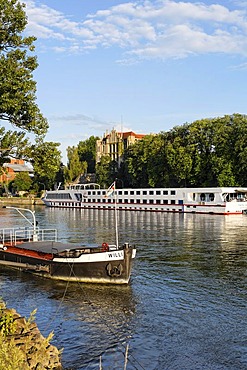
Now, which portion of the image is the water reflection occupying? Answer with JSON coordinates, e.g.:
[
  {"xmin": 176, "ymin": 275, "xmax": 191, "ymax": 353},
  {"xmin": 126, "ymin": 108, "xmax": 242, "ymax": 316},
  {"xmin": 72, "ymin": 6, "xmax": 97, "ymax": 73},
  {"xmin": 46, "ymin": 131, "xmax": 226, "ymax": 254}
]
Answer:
[
  {"xmin": 1, "ymin": 207, "xmax": 247, "ymax": 369},
  {"xmin": 0, "ymin": 265, "xmax": 137, "ymax": 369}
]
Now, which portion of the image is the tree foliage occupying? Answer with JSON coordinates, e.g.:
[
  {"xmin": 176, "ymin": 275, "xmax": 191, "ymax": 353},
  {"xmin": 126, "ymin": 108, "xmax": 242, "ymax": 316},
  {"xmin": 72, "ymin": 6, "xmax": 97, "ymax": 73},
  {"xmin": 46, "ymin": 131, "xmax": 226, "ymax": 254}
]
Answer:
[
  {"xmin": 77, "ymin": 136, "xmax": 99, "ymax": 173},
  {"xmin": 26, "ymin": 140, "xmax": 61, "ymax": 190},
  {"xmin": 0, "ymin": 126, "xmax": 29, "ymax": 168},
  {"xmin": 0, "ymin": 1, "xmax": 63, "ymax": 193},
  {"xmin": 95, "ymin": 155, "xmax": 112, "ymax": 187},
  {"xmin": 0, "ymin": 0, "xmax": 48, "ymax": 136},
  {"xmin": 65, "ymin": 146, "xmax": 87, "ymax": 183},
  {"xmin": 11, "ymin": 171, "xmax": 32, "ymax": 192},
  {"xmin": 99, "ymin": 114, "xmax": 247, "ymax": 188}
]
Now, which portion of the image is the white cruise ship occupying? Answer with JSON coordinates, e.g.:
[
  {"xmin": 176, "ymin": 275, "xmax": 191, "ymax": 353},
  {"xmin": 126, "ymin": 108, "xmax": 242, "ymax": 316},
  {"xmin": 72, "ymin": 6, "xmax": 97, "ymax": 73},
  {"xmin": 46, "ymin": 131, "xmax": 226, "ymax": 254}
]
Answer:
[{"xmin": 42, "ymin": 184, "xmax": 247, "ymax": 215}]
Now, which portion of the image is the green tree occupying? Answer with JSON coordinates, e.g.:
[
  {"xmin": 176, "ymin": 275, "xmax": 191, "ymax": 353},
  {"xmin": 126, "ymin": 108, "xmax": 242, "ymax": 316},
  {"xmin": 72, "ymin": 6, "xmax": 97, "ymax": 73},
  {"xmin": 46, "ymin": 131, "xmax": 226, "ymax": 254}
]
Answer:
[
  {"xmin": 0, "ymin": 127, "xmax": 29, "ymax": 168},
  {"xmin": 228, "ymin": 114, "xmax": 247, "ymax": 186},
  {"xmin": 26, "ymin": 141, "xmax": 61, "ymax": 190},
  {"xmin": 166, "ymin": 139, "xmax": 192, "ymax": 187},
  {"xmin": 123, "ymin": 134, "xmax": 167, "ymax": 188},
  {"xmin": 144, "ymin": 134, "xmax": 169, "ymax": 187},
  {"xmin": 11, "ymin": 171, "xmax": 32, "ymax": 193},
  {"xmin": 123, "ymin": 138, "xmax": 149, "ymax": 187},
  {"xmin": 187, "ymin": 116, "xmax": 237, "ymax": 186},
  {"xmin": 54, "ymin": 162, "xmax": 66, "ymax": 188},
  {"xmin": 121, "ymin": 116, "xmax": 242, "ymax": 188},
  {"xmin": 77, "ymin": 136, "xmax": 99, "ymax": 173},
  {"xmin": 66, "ymin": 146, "xmax": 87, "ymax": 183},
  {"xmin": 209, "ymin": 116, "xmax": 236, "ymax": 186},
  {"xmin": 0, "ymin": 0, "xmax": 48, "ymax": 136},
  {"xmin": 96, "ymin": 155, "xmax": 112, "ymax": 187}
]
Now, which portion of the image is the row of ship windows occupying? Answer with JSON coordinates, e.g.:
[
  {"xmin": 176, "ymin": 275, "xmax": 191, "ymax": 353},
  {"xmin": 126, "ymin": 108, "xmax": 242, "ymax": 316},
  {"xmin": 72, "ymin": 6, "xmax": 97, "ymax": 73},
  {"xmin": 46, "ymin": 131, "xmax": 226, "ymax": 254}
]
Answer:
[
  {"xmin": 46, "ymin": 192, "xmax": 177, "ymax": 200},
  {"xmin": 46, "ymin": 190, "xmax": 177, "ymax": 199},
  {"xmin": 94, "ymin": 190, "xmax": 176, "ymax": 196},
  {"xmin": 84, "ymin": 199, "xmax": 179, "ymax": 204},
  {"xmin": 49, "ymin": 199, "xmax": 180, "ymax": 205},
  {"xmin": 49, "ymin": 202, "xmax": 184, "ymax": 211}
]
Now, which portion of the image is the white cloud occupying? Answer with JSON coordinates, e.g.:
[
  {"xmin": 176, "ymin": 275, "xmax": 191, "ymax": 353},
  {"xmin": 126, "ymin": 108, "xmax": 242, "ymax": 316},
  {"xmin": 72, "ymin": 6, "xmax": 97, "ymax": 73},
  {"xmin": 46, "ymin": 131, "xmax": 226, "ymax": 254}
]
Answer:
[
  {"xmin": 49, "ymin": 113, "xmax": 110, "ymax": 131},
  {"xmin": 230, "ymin": 61, "xmax": 247, "ymax": 69},
  {"xmin": 23, "ymin": 0, "xmax": 247, "ymax": 61}
]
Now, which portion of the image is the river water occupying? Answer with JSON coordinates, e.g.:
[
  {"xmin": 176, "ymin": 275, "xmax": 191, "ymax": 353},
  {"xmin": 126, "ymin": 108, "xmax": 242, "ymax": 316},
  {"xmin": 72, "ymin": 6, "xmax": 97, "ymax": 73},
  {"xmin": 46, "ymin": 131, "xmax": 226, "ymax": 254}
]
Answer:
[{"xmin": 0, "ymin": 206, "xmax": 247, "ymax": 370}]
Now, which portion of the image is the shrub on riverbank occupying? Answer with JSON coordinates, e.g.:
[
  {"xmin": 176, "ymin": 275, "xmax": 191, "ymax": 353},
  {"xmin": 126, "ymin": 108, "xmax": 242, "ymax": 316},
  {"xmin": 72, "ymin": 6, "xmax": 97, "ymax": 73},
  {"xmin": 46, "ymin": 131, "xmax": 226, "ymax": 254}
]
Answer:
[{"xmin": 0, "ymin": 299, "xmax": 62, "ymax": 369}]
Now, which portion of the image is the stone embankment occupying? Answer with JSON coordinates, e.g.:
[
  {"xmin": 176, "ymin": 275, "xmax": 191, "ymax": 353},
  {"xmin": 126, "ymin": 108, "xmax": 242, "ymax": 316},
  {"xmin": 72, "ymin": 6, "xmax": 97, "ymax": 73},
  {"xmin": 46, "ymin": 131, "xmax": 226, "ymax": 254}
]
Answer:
[
  {"xmin": 0, "ymin": 197, "xmax": 44, "ymax": 205},
  {"xmin": 0, "ymin": 302, "xmax": 62, "ymax": 369}
]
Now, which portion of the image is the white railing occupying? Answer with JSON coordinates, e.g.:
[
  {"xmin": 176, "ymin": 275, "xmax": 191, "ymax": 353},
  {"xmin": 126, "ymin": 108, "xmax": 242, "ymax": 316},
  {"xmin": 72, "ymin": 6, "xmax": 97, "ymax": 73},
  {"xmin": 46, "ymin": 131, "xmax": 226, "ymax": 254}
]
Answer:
[{"xmin": 0, "ymin": 227, "xmax": 57, "ymax": 246}]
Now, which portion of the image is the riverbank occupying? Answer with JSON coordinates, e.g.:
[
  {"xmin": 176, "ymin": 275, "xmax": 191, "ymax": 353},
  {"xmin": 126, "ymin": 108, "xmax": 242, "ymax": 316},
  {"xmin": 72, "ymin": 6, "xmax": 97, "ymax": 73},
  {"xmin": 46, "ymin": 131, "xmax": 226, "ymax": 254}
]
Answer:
[
  {"xmin": 0, "ymin": 300, "xmax": 62, "ymax": 369},
  {"xmin": 0, "ymin": 197, "xmax": 44, "ymax": 205}
]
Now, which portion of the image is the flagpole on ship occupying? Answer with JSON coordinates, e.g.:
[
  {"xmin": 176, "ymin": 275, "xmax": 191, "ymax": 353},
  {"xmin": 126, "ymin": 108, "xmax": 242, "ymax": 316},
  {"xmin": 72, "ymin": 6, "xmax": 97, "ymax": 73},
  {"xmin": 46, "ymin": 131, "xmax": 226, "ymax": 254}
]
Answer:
[
  {"xmin": 114, "ymin": 180, "xmax": 119, "ymax": 249},
  {"xmin": 105, "ymin": 180, "xmax": 119, "ymax": 249}
]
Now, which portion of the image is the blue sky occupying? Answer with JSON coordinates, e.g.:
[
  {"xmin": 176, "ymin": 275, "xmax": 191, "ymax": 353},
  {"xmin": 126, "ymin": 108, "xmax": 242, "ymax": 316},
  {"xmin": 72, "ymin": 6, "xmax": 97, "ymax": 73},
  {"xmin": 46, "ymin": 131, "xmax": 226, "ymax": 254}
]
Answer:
[{"xmin": 11, "ymin": 0, "xmax": 247, "ymax": 162}]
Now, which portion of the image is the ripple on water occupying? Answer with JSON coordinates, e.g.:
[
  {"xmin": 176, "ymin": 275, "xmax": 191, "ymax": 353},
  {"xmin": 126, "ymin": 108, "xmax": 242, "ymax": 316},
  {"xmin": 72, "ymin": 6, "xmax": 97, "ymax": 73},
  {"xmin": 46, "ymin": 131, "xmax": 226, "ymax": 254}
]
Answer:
[{"xmin": 1, "ymin": 210, "xmax": 247, "ymax": 369}]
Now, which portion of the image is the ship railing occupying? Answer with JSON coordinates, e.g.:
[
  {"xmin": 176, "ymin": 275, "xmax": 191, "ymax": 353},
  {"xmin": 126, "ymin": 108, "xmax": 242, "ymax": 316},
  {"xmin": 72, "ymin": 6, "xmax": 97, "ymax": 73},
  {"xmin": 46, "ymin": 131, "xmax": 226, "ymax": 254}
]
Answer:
[
  {"xmin": 37, "ymin": 228, "xmax": 58, "ymax": 242},
  {"xmin": 0, "ymin": 227, "xmax": 58, "ymax": 246}
]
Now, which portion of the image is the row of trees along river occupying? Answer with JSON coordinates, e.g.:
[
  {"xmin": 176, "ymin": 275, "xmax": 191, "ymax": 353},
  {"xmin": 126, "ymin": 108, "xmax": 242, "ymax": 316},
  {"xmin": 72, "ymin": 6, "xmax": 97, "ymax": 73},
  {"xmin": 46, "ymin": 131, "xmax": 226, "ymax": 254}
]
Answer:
[{"xmin": 1, "ymin": 1, "xmax": 247, "ymax": 195}]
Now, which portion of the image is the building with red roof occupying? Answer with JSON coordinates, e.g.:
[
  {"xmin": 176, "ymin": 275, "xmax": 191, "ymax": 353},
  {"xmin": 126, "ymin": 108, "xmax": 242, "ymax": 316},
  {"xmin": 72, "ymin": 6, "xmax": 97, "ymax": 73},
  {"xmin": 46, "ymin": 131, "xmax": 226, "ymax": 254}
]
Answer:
[{"xmin": 0, "ymin": 158, "xmax": 33, "ymax": 184}]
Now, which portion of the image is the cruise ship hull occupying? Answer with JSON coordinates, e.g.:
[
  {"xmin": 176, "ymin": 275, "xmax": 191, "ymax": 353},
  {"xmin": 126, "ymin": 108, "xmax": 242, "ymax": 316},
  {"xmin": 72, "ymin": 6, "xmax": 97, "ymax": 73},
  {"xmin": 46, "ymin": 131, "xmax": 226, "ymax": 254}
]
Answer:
[{"xmin": 42, "ymin": 185, "xmax": 247, "ymax": 215}]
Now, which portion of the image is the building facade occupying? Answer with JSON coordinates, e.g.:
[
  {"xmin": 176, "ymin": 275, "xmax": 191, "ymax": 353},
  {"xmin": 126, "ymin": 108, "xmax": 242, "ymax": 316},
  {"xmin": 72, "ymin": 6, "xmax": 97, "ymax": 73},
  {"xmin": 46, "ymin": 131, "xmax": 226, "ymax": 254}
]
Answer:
[
  {"xmin": 0, "ymin": 158, "xmax": 33, "ymax": 183},
  {"xmin": 96, "ymin": 129, "xmax": 145, "ymax": 166}
]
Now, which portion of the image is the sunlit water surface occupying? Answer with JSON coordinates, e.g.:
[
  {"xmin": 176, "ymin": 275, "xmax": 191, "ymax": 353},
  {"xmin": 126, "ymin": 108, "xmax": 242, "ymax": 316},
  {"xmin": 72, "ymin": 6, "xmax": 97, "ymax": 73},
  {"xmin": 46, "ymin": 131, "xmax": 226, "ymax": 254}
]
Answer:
[{"xmin": 0, "ymin": 206, "xmax": 247, "ymax": 369}]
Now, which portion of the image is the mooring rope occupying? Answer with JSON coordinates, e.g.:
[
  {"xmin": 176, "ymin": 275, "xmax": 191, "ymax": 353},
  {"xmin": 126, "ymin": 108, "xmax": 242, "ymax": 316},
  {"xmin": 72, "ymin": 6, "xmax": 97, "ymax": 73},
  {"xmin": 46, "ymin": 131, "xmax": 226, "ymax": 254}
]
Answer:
[
  {"xmin": 43, "ymin": 261, "xmax": 75, "ymax": 332},
  {"xmin": 41, "ymin": 259, "xmax": 145, "ymax": 370},
  {"xmin": 66, "ymin": 264, "xmax": 146, "ymax": 370}
]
